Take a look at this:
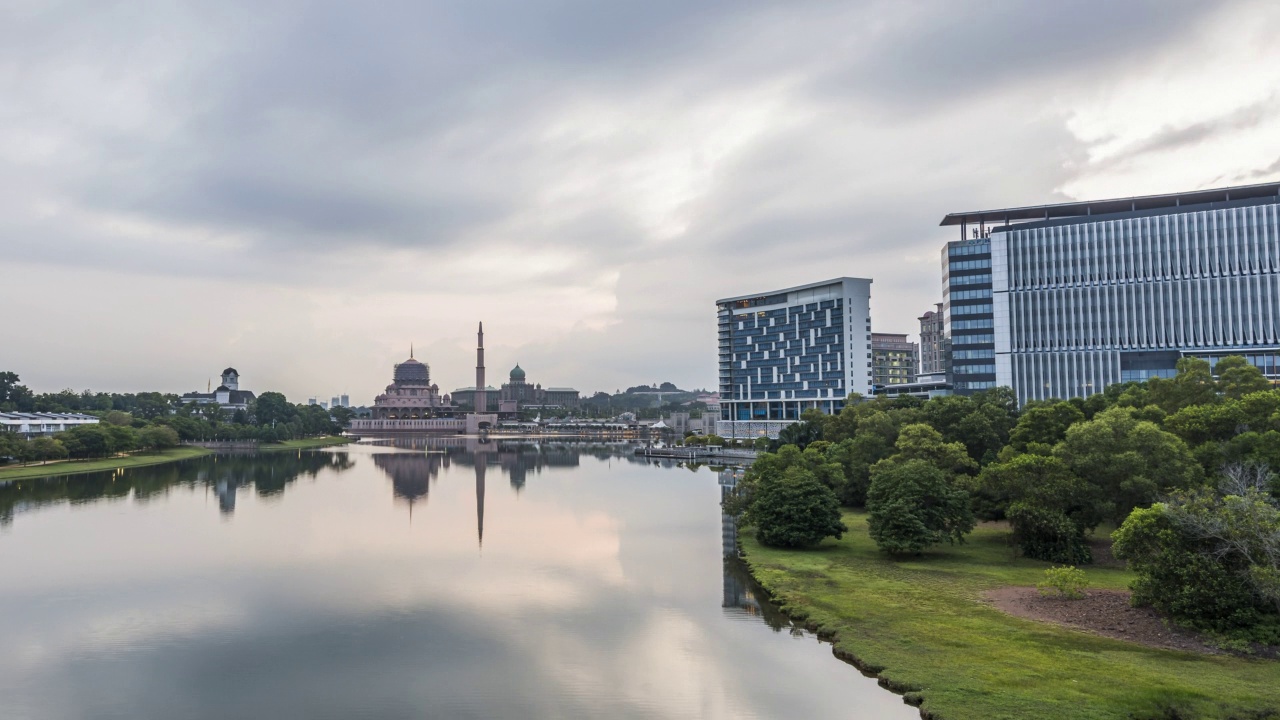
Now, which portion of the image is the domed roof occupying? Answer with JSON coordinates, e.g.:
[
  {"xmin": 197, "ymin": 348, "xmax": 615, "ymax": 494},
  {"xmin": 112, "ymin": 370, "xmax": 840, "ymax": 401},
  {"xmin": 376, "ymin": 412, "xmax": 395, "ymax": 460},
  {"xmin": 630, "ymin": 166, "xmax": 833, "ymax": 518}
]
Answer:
[
  {"xmin": 510, "ymin": 364, "xmax": 526, "ymax": 381},
  {"xmin": 394, "ymin": 357, "xmax": 431, "ymax": 385},
  {"xmin": 215, "ymin": 385, "xmax": 230, "ymax": 392},
  {"xmin": 222, "ymin": 367, "xmax": 238, "ymax": 376}
]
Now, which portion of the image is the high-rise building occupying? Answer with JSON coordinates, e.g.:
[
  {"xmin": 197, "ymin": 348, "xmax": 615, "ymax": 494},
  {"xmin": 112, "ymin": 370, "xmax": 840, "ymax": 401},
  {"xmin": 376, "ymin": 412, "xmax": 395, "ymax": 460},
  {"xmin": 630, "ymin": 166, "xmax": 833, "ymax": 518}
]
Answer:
[
  {"xmin": 871, "ymin": 333, "xmax": 919, "ymax": 388},
  {"xmin": 942, "ymin": 238, "xmax": 996, "ymax": 394},
  {"xmin": 918, "ymin": 302, "xmax": 948, "ymax": 375},
  {"xmin": 940, "ymin": 181, "xmax": 1280, "ymax": 405},
  {"xmin": 716, "ymin": 277, "xmax": 873, "ymax": 439},
  {"xmin": 340, "ymin": 394, "xmax": 350, "ymax": 408}
]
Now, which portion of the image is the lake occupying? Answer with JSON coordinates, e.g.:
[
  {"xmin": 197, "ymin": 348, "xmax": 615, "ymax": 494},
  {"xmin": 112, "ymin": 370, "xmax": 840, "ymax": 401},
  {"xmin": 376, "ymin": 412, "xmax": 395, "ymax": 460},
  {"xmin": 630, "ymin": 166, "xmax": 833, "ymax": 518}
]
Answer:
[{"xmin": 0, "ymin": 438, "xmax": 914, "ymax": 720}]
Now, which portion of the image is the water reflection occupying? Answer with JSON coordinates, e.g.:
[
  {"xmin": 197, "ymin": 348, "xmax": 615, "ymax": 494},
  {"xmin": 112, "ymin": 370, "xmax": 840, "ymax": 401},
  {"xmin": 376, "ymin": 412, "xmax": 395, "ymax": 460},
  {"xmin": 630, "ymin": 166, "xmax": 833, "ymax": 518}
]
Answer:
[
  {"xmin": 0, "ymin": 440, "xmax": 915, "ymax": 720},
  {"xmin": 0, "ymin": 450, "xmax": 353, "ymax": 525}
]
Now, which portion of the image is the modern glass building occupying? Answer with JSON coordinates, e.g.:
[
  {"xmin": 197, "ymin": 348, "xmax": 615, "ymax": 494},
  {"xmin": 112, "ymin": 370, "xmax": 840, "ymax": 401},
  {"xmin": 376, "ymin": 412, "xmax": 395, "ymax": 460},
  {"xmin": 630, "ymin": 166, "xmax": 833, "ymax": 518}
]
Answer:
[
  {"xmin": 716, "ymin": 277, "xmax": 873, "ymax": 439},
  {"xmin": 871, "ymin": 333, "xmax": 919, "ymax": 388},
  {"xmin": 943, "ymin": 238, "xmax": 997, "ymax": 394},
  {"xmin": 941, "ymin": 181, "xmax": 1280, "ymax": 405}
]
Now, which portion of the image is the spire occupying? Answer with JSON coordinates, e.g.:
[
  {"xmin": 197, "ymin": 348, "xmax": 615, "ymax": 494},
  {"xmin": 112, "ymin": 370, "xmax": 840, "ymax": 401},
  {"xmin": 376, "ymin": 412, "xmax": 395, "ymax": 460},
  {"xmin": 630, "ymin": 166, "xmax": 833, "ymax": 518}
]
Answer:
[{"xmin": 410, "ymin": 343, "xmax": 414, "ymax": 359}]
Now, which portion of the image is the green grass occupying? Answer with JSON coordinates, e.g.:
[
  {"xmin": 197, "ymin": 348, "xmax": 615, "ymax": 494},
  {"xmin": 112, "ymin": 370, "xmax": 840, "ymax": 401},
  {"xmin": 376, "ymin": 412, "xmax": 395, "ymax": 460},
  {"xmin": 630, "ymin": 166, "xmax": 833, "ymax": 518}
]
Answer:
[
  {"xmin": 742, "ymin": 511, "xmax": 1280, "ymax": 720},
  {"xmin": 0, "ymin": 446, "xmax": 211, "ymax": 481},
  {"xmin": 258, "ymin": 436, "xmax": 354, "ymax": 451}
]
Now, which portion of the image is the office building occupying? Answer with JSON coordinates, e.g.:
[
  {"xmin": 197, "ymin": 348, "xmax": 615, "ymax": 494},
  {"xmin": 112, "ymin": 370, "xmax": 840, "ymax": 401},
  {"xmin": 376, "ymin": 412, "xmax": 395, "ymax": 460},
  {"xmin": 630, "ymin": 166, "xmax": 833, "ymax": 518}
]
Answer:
[
  {"xmin": 940, "ymin": 181, "xmax": 1280, "ymax": 405},
  {"xmin": 871, "ymin": 333, "xmax": 919, "ymax": 388},
  {"xmin": 716, "ymin": 277, "xmax": 873, "ymax": 439},
  {"xmin": 918, "ymin": 302, "xmax": 948, "ymax": 375},
  {"xmin": 941, "ymin": 237, "xmax": 996, "ymax": 394}
]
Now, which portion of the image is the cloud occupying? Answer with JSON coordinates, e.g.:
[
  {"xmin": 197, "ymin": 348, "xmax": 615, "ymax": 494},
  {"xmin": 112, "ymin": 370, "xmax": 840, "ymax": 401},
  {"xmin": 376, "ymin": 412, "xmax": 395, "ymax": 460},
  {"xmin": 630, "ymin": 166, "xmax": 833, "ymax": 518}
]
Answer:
[{"xmin": 1, "ymin": 0, "xmax": 1278, "ymax": 399}]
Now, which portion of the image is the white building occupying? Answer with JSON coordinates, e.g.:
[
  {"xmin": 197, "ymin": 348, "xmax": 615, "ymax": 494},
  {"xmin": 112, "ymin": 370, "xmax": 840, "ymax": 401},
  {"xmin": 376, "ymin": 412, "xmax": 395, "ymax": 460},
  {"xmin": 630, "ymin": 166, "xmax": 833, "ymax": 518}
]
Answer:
[
  {"xmin": 0, "ymin": 412, "xmax": 100, "ymax": 439},
  {"xmin": 181, "ymin": 368, "xmax": 257, "ymax": 413},
  {"xmin": 716, "ymin": 277, "xmax": 873, "ymax": 439}
]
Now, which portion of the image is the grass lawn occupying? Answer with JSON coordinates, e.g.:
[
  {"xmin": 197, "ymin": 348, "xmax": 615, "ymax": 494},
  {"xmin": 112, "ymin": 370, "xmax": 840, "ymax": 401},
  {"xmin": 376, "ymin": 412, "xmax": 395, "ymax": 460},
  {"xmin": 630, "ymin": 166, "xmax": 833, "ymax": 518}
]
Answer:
[
  {"xmin": 742, "ymin": 511, "xmax": 1280, "ymax": 720},
  {"xmin": 258, "ymin": 436, "xmax": 355, "ymax": 451},
  {"xmin": 0, "ymin": 446, "xmax": 211, "ymax": 482}
]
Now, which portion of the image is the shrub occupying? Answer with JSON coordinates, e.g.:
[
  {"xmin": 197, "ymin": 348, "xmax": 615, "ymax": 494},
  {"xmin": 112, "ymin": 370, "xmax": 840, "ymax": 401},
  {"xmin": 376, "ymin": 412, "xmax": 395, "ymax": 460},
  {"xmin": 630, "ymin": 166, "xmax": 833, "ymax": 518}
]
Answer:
[
  {"xmin": 867, "ymin": 458, "xmax": 974, "ymax": 555},
  {"xmin": 1113, "ymin": 494, "xmax": 1280, "ymax": 637},
  {"xmin": 1037, "ymin": 566, "xmax": 1087, "ymax": 599},
  {"xmin": 1007, "ymin": 502, "xmax": 1092, "ymax": 565}
]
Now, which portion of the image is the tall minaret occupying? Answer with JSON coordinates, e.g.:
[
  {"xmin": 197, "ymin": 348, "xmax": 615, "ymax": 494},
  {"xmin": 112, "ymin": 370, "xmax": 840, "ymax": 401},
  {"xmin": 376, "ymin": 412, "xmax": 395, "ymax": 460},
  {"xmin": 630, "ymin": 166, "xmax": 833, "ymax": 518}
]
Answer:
[
  {"xmin": 475, "ymin": 322, "xmax": 486, "ymax": 414},
  {"xmin": 476, "ymin": 452, "xmax": 487, "ymax": 549}
]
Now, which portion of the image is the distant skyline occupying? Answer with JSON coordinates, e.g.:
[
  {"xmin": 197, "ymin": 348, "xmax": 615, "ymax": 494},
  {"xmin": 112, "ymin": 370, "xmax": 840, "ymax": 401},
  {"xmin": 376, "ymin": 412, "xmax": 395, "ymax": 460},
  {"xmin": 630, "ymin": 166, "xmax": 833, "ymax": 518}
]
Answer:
[{"xmin": 4, "ymin": 1, "xmax": 1279, "ymax": 403}]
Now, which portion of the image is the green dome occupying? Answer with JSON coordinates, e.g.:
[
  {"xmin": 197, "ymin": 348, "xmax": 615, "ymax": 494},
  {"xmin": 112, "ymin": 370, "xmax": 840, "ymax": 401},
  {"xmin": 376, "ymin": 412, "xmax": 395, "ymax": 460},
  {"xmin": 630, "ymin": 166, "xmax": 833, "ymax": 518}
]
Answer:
[{"xmin": 510, "ymin": 364, "xmax": 526, "ymax": 381}]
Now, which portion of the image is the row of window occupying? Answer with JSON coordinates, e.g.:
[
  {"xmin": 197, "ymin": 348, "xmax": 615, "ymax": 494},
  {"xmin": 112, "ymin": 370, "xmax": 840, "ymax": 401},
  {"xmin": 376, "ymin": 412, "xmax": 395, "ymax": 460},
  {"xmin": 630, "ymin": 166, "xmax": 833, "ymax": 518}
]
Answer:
[
  {"xmin": 948, "ymin": 258, "xmax": 991, "ymax": 271},
  {"xmin": 951, "ymin": 273, "xmax": 992, "ymax": 286},
  {"xmin": 953, "ymin": 319, "xmax": 995, "ymax": 329},
  {"xmin": 952, "ymin": 333, "xmax": 995, "ymax": 344},
  {"xmin": 952, "ymin": 303, "xmax": 994, "ymax": 315},
  {"xmin": 949, "ymin": 288, "xmax": 992, "ymax": 300},
  {"xmin": 952, "ymin": 349, "xmax": 995, "ymax": 359},
  {"xmin": 954, "ymin": 364, "xmax": 997, "ymax": 374},
  {"xmin": 949, "ymin": 241, "xmax": 991, "ymax": 256}
]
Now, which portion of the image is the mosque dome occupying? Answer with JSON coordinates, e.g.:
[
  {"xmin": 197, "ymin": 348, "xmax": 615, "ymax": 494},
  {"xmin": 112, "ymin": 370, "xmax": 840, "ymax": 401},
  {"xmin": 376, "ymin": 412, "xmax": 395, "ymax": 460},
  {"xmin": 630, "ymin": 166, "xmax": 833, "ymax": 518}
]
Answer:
[
  {"xmin": 394, "ymin": 357, "xmax": 431, "ymax": 385},
  {"xmin": 510, "ymin": 364, "xmax": 526, "ymax": 381}
]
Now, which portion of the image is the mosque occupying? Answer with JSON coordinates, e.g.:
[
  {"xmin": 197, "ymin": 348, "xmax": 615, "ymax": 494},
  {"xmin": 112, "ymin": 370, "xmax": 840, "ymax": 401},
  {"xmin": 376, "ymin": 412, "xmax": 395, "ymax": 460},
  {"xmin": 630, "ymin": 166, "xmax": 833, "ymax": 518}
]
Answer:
[
  {"xmin": 366, "ymin": 349, "xmax": 456, "ymax": 420},
  {"xmin": 348, "ymin": 324, "xmax": 497, "ymax": 434}
]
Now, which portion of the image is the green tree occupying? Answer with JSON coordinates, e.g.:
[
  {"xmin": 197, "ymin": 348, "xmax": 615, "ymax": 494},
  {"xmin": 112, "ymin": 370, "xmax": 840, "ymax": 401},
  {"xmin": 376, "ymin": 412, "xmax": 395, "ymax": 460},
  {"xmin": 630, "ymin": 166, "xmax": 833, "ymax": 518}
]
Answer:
[
  {"xmin": 774, "ymin": 419, "xmax": 824, "ymax": 451},
  {"xmin": 139, "ymin": 425, "xmax": 180, "ymax": 450},
  {"xmin": 1216, "ymin": 356, "xmax": 1272, "ymax": 400},
  {"xmin": 887, "ymin": 424, "xmax": 978, "ymax": 476},
  {"xmin": 27, "ymin": 437, "xmax": 68, "ymax": 464},
  {"xmin": 1147, "ymin": 357, "xmax": 1217, "ymax": 414},
  {"xmin": 747, "ymin": 465, "xmax": 847, "ymax": 548},
  {"xmin": 1009, "ymin": 401, "xmax": 1084, "ymax": 451},
  {"xmin": 867, "ymin": 458, "xmax": 975, "ymax": 555},
  {"xmin": 1054, "ymin": 407, "xmax": 1204, "ymax": 524},
  {"xmin": 59, "ymin": 425, "xmax": 112, "ymax": 458},
  {"xmin": 252, "ymin": 392, "xmax": 294, "ymax": 427}
]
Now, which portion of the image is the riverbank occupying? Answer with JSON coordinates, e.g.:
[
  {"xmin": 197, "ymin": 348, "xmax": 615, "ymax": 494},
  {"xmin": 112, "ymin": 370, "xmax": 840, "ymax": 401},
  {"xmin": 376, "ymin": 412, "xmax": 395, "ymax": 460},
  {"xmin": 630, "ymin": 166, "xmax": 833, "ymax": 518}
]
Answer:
[
  {"xmin": 0, "ymin": 446, "xmax": 211, "ymax": 482},
  {"xmin": 0, "ymin": 436, "xmax": 353, "ymax": 482},
  {"xmin": 741, "ymin": 511, "xmax": 1280, "ymax": 720},
  {"xmin": 258, "ymin": 436, "xmax": 355, "ymax": 451}
]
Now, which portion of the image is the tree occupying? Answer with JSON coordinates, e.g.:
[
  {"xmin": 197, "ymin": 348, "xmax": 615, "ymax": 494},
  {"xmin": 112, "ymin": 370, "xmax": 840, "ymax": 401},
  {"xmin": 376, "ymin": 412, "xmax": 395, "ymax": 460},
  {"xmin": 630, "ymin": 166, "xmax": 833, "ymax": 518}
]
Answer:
[
  {"xmin": 59, "ymin": 425, "xmax": 112, "ymax": 458},
  {"xmin": 747, "ymin": 465, "xmax": 847, "ymax": 548},
  {"xmin": 27, "ymin": 437, "xmax": 68, "ymax": 464},
  {"xmin": 1009, "ymin": 401, "xmax": 1084, "ymax": 451},
  {"xmin": 1147, "ymin": 357, "xmax": 1217, "ymax": 414},
  {"xmin": 139, "ymin": 425, "xmax": 180, "ymax": 450},
  {"xmin": 886, "ymin": 424, "xmax": 977, "ymax": 477},
  {"xmin": 1054, "ymin": 407, "xmax": 1204, "ymax": 524},
  {"xmin": 104, "ymin": 411, "xmax": 133, "ymax": 426},
  {"xmin": 866, "ymin": 458, "xmax": 975, "ymax": 555},
  {"xmin": 252, "ymin": 392, "xmax": 294, "ymax": 427},
  {"xmin": 774, "ymin": 419, "xmax": 824, "ymax": 451},
  {"xmin": 1216, "ymin": 356, "xmax": 1272, "ymax": 400}
]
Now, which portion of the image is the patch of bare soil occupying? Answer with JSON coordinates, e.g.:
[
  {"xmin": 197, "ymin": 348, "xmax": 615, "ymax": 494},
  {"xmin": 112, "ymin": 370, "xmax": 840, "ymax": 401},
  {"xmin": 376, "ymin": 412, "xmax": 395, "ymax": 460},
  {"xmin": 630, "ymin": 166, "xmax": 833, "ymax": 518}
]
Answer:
[{"xmin": 984, "ymin": 586, "xmax": 1223, "ymax": 655}]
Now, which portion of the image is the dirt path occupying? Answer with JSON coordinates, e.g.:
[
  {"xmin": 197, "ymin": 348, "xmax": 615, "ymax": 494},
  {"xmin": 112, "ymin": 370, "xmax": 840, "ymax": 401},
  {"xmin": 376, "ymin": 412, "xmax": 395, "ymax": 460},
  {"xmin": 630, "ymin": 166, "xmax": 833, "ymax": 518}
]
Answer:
[{"xmin": 983, "ymin": 586, "xmax": 1223, "ymax": 655}]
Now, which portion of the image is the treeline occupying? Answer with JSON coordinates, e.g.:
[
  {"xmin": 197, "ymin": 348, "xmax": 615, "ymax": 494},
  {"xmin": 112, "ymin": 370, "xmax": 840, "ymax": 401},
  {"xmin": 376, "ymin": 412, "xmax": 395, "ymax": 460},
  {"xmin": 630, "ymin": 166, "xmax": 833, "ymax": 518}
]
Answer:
[
  {"xmin": 2, "ymin": 371, "xmax": 348, "ymax": 465},
  {"xmin": 728, "ymin": 356, "xmax": 1280, "ymax": 643}
]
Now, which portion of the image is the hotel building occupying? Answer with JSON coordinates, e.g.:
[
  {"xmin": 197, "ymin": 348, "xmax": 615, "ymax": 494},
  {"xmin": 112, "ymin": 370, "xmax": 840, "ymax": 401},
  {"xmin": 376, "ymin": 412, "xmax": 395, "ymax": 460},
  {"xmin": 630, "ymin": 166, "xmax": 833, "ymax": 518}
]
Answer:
[
  {"xmin": 940, "ymin": 181, "xmax": 1280, "ymax": 405},
  {"xmin": 716, "ymin": 277, "xmax": 873, "ymax": 439}
]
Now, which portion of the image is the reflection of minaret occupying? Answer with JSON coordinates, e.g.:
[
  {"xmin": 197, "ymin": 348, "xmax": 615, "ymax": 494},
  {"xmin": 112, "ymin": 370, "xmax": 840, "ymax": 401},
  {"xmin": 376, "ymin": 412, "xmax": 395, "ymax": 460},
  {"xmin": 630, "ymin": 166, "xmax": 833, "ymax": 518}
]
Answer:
[
  {"xmin": 476, "ymin": 452, "xmax": 487, "ymax": 548},
  {"xmin": 475, "ymin": 322, "xmax": 486, "ymax": 413}
]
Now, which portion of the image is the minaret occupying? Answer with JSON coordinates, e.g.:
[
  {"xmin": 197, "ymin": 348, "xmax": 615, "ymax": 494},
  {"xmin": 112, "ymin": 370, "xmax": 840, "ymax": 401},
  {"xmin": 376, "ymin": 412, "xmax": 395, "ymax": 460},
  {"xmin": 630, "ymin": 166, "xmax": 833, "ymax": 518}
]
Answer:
[{"xmin": 475, "ymin": 322, "xmax": 486, "ymax": 414}]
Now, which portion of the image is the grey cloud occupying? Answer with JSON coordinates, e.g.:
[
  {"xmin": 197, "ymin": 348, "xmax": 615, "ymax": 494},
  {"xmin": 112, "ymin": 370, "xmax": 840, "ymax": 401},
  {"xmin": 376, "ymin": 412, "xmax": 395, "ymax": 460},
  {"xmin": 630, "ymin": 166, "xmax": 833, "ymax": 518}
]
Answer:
[{"xmin": 1091, "ymin": 95, "xmax": 1280, "ymax": 174}]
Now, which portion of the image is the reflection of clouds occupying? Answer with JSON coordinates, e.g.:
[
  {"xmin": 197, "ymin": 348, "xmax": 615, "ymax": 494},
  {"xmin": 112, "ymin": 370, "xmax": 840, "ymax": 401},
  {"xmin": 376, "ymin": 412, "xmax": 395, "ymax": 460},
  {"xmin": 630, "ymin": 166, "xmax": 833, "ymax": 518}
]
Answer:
[{"xmin": 4, "ymin": 598, "xmax": 246, "ymax": 674}]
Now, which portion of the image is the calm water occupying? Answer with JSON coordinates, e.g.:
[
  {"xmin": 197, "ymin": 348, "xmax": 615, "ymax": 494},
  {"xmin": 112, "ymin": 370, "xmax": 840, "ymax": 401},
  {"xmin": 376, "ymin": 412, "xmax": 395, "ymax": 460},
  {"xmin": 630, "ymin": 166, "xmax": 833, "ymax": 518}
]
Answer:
[{"xmin": 0, "ymin": 439, "xmax": 913, "ymax": 720}]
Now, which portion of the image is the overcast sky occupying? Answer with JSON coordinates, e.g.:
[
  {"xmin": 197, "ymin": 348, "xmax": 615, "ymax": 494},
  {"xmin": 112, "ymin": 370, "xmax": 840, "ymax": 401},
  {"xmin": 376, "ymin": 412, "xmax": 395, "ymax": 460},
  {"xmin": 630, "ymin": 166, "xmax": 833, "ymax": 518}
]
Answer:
[{"xmin": 4, "ymin": 0, "xmax": 1280, "ymax": 402}]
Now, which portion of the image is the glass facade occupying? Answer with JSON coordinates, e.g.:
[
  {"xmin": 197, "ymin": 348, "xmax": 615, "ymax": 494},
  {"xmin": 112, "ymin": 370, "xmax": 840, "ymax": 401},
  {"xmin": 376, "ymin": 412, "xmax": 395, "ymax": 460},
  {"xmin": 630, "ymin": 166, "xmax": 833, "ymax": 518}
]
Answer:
[
  {"xmin": 717, "ymin": 278, "xmax": 872, "ymax": 438},
  {"xmin": 993, "ymin": 198, "xmax": 1280, "ymax": 404},
  {"xmin": 944, "ymin": 239, "xmax": 996, "ymax": 394}
]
